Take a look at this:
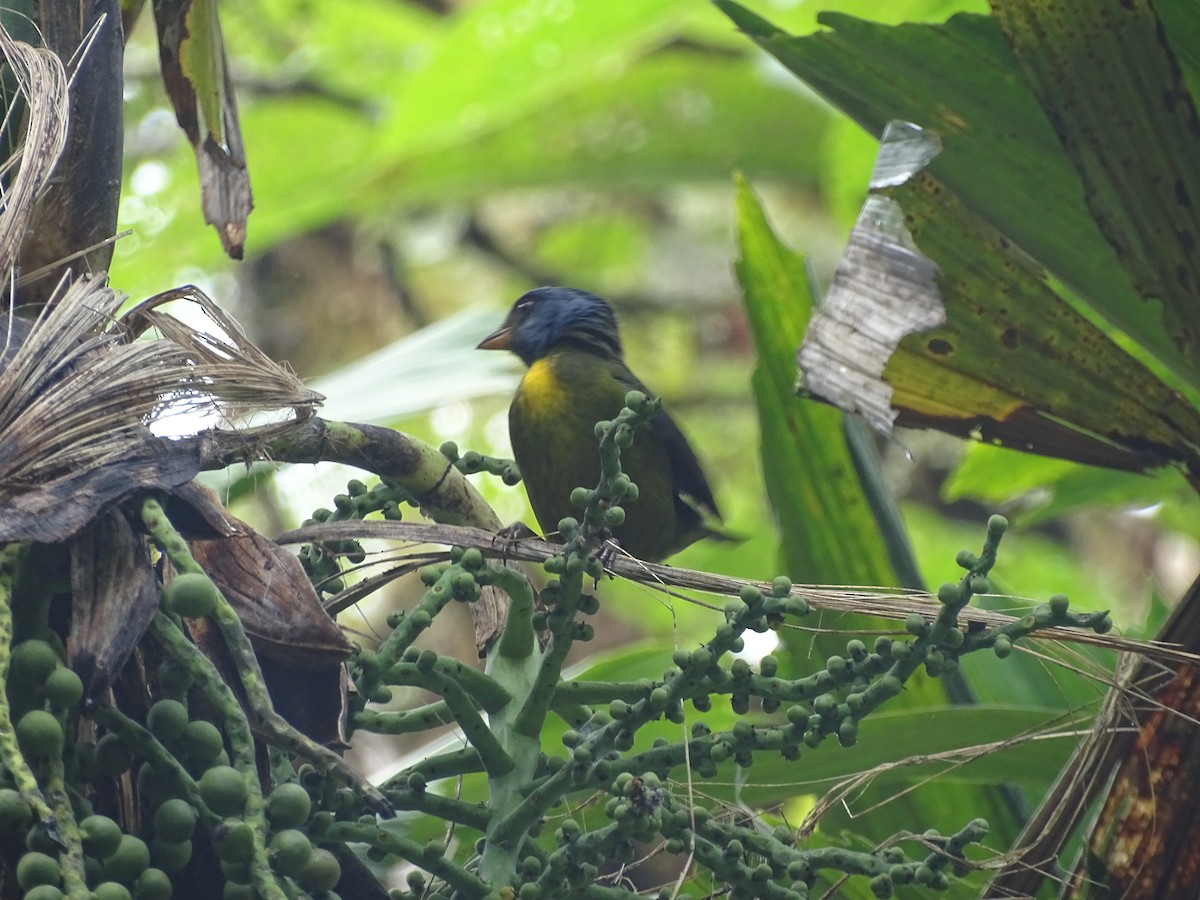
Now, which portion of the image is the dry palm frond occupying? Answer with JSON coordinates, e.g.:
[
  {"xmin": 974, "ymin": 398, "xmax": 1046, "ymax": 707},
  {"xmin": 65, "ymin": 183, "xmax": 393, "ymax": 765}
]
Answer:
[
  {"xmin": 118, "ymin": 285, "xmax": 320, "ymax": 420},
  {"xmin": 0, "ymin": 275, "xmax": 323, "ymax": 542}
]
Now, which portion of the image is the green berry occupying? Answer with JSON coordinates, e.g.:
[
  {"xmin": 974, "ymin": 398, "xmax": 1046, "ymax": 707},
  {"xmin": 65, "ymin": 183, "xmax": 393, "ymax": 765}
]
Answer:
[
  {"xmin": 181, "ymin": 720, "xmax": 223, "ymax": 764},
  {"xmin": 136, "ymin": 763, "xmax": 171, "ymax": 804},
  {"xmin": 1048, "ymin": 594, "xmax": 1070, "ymax": 615},
  {"xmin": 92, "ymin": 883, "xmax": 132, "ymax": 900},
  {"xmin": 151, "ymin": 839, "xmax": 192, "ymax": 873},
  {"xmin": 199, "ymin": 766, "xmax": 247, "ymax": 816},
  {"xmin": 214, "ymin": 820, "xmax": 254, "ymax": 864},
  {"xmin": 269, "ymin": 829, "xmax": 313, "ymax": 877},
  {"xmin": 937, "ymin": 583, "xmax": 962, "ymax": 605},
  {"xmin": 163, "ymin": 572, "xmax": 219, "ymax": 618},
  {"xmin": 147, "ymin": 700, "xmax": 189, "ymax": 743},
  {"xmin": 838, "ymin": 720, "xmax": 858, "ymax": 746},
  {"xmin": 11, "ymin": 640, "xmax": 59, "ymax": 686},
  {"xmin": 297, "ymin": 848, "xmax": 341, "ymax": 893},
  {"xmin": 0, "ymin": 788, "xmax": 31, "ymax": 832},
  {"xmin": 103, "ymin": 835, "xmax": 151, "ymax": 884},
  {"xmin": 23, "ymin": 887, "xmax": 64, "ymax": 900},
  {"xmin": 17, "ymin": 851, "xmax": 60, "ymax": 889},
  {"xmin": 94, "ymin": 733, "xmax": 132, "ymax": 777},
  {"xmin": 154, "ymin": 799, "xmax": 198, "ymax": 843},
  {"xmin": 43, "ymin": 668, "xmax": 84, "ymax": 710},
  {"xmin": 17, "ymin": 710, "xmax": 63, "ymax": 757},
  {"xmin": 81, "ymin": 815, "xmax": 123, "ymax": 858},
  {"xmin": 266, "ymin": 782, "xmax": 311, "ymax": 828},
  {"xmin": 135, "ymin": 868, "xmax": 173, "ymax": 900}
]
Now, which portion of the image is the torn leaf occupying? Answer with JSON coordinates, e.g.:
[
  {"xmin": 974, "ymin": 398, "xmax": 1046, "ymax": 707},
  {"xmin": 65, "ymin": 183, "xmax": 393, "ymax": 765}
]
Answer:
[
  {"xmin": 799, "ymin": 120, "xmax": 1200, "ymax": 475},
  {"xmin": 798, "ymin": 121, "xmax": 944, "ymax": 434}
]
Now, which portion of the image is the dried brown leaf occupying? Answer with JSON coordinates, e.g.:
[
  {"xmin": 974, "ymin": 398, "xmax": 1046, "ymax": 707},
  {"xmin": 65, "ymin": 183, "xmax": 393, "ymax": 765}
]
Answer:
[
  {"xmin": 191, "ymin": 524, "xmax": 353, "ymax": 669},
  {"xmin": 69, "ymin": 511, "xmax": 161, "ymax": 697}
]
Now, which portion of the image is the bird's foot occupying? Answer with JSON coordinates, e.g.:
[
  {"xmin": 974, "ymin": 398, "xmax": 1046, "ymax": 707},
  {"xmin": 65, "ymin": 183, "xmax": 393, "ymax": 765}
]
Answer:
[
  {"xmin": 491, "ymin": 521, "xmax": 539, "ymax": 565},
  {"xmin": 593, "ymin": 537, "xmax": 622, "ymax": 579}
]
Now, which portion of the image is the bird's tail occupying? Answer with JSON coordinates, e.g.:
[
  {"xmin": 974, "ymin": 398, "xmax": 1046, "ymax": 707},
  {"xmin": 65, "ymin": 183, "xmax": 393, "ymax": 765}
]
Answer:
[{"xmin": 679, "ymin": 493, "xmax": 747, "ymax": 544}]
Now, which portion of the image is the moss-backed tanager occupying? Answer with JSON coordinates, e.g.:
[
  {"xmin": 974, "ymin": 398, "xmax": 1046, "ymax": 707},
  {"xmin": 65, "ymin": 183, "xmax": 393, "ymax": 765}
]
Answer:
[{"xmin": 478, "ymin": 286, "xmax": 733, "ymax": 562}]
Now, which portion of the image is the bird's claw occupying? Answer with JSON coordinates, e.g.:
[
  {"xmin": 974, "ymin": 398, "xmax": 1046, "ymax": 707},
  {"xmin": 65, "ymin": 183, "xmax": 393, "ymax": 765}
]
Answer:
[
  {"xmin": 492, "ymin": 521, "xmax": 539, "ymax": 565},
  {"xmin": 593, "ymin": 538, "xmax": 622, "ymax": 578}
]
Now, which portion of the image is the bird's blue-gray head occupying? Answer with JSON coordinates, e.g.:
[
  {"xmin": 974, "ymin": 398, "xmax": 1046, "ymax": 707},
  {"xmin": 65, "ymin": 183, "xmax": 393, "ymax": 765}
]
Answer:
[{"xmin": 477, "ymin": 286, "xmax": 623, "ymax": 366}]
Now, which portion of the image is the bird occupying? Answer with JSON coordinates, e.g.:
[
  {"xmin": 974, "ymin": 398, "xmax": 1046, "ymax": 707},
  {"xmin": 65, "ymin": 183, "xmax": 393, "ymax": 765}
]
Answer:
[{"xmin": 477, "ymin": 286, "xmax": 734, "ymax": 562}]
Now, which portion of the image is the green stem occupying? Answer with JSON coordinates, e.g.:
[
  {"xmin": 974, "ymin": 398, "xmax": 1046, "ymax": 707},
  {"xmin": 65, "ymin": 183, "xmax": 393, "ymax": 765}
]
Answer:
[
  {"xmin": 379, "ymin": 748, "xmax": 484, "ymax": 788},
  {"xmin": 146, "ymin": 612, "xmax": 282, "ymax": 900},
  {"xmin": 385, "ymin": 663, "xmax": 513, "ymax": 777},
  {"xmin": 491, "ymin": 565, "xmax": 536, "ymax": 660},
  {"xmin": 318, "ymin": 820, "xmax": 488, "ymax": 896},
  {"xmin": 384, "ymin": 786, "xmax": 491, "ymax": 831},
  {"xmin": 0, "ymin": 542, "xmax": 51, "ymax": 822},
  {"xmin": 353, "ymin": 701, "xmax": 457, "ymax": 735},
  {"xmin": 137, "ymin": 494, "xmax": 389, "ymax": 815},
  {"xmin": 513, "ymin": 566, "xmax": 583, "ymax": 738},
  {"xmin": 44, "ymin": 757, "xmax": 88, "ymax": 900}
]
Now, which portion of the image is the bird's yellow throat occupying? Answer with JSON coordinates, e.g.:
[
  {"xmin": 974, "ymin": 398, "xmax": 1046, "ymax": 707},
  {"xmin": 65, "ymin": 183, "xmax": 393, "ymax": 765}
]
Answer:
[{"xmin": 517, "ymin": 356, "xmax": 570, "ymax": 417}]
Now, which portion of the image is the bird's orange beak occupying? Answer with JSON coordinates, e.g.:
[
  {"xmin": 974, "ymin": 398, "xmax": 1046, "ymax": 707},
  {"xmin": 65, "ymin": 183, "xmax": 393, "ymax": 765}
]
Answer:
[{"xmin": 476, "ymin": 325, "xmax": 512, "ymax": 351}]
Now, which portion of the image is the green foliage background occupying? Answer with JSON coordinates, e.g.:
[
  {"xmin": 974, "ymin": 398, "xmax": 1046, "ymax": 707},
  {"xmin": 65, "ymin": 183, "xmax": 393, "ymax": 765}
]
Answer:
[{"xmin": 109, "ymin": 0, "xmax": 1197, "ymax": 895}]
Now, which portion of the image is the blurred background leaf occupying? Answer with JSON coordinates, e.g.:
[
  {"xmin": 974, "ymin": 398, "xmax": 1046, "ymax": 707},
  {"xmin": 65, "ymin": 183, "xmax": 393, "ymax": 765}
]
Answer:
[{"xmin": 105, "ymin": 0, "xmax": 1200, "ymax": 893}]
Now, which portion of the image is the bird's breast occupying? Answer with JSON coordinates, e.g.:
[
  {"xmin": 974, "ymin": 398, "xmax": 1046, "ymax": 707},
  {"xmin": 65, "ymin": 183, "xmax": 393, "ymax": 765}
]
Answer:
[{"xmin": 515, "ymin": 356, "xmax": 571, "ymax": 420}]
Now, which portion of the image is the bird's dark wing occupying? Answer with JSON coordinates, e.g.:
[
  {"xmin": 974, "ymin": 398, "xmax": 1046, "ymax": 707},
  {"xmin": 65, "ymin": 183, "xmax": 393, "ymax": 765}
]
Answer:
[
  {"xmin": 609, "ymin": 366, "xmax": 721, "ymax": 518},
  {"xmin": 652, "ymin": 406, "xmax": 721, "ymax": 518}
]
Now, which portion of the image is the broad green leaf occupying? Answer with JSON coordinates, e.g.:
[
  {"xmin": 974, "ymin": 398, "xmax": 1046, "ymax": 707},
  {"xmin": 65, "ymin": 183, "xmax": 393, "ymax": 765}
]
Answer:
[
  {"xmin": 790, "ymin": 116, "xmax": 1200, "ymax": 475},
  {"xmin": 177, "ymin": 0, "xmax": 223, "ymax": 146},
  {"xmin": 945, "ymin": 443, "xmax": 1200, "ymax": 534},
  {"xmin": 370, "ymin": 0, "xmax": 694, "ymax": 160},
  {"xmin": 881, "ymin": 166, "xmax": 1200, "ymax": 473},
  {"xmin": 992, "ymin": 0, "xmax": 1200, "ymax": 386},
  {"xmin": 371, "ymin": 52, "xmax": 830, "ymax": 203},
  {"xmin": 714, "ymin": 2, "xmax": 1200, "ymax": 388}
]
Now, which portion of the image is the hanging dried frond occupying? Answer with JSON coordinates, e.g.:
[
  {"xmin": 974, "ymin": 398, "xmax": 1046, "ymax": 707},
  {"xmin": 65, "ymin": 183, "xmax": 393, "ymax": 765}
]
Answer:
[
  {"xmin": 0, "ymin": 23, "xmax": 69, "ymax": 279},
  {"xmin": 151, "ymin": 0, "xmax": 252, "ymax": 258}
]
